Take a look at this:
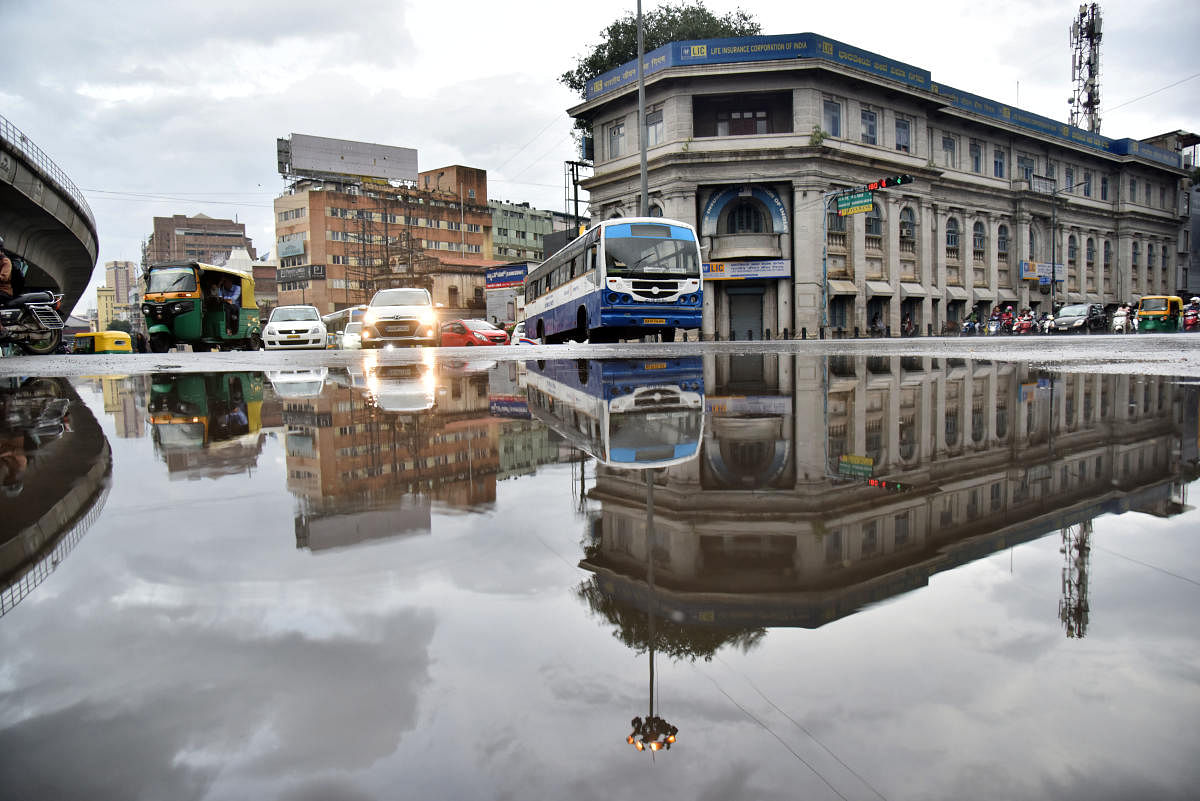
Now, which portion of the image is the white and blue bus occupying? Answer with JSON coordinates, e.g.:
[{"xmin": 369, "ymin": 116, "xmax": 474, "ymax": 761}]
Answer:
[
  {"xmin": 523, "ymin": 218, "xmax": 702, "ymax": 344},
  {"xmin": 523, "ymin": 357, "xmax": 704, "ymax": 470}
]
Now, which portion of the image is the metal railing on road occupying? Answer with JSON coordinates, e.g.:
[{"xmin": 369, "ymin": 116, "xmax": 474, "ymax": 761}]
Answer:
[{"xmin": 0, "ymin": 112, "xmax": 96, "ymax": 230}]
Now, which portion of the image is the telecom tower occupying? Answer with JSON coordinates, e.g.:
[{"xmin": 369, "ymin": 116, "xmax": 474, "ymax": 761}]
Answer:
[{"xmin": 1069, "ymin": 3, "xmax": 1103, "ymax": 133}]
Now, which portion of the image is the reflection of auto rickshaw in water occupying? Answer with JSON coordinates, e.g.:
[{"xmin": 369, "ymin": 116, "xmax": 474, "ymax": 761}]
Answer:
[
  {"xmin": 1136, "ymin": 295, "xmax": 1183, "ymax": 333},
  {"xmin": 72, "ymin": 331, "xmax": 134, "ymax": 354},
  {"xmin": 148, "ymin": 373, "xmax": 265, "ymax": 476},
  {"xmin": 141, "ymin": 262, "xmax": 262, "ymax": 352}
]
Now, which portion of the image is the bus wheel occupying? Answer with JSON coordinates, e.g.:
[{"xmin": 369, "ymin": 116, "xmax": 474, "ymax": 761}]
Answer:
[
  {"xmin": 149, "ymin": 333, "xmax": 172, "ymax": 353},
  {"xmin": 577, "ymin": 309, "xmax": 589, "ymax": 342},
  {"xmin": 536, "ymin": 320, "xmax": 545, "ymax": 342}
]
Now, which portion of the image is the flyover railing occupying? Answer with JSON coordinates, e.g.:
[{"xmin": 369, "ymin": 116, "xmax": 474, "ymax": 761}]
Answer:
[{"xmin": 0, "ymin": 112, "xmax": 96, "ymax": 231}]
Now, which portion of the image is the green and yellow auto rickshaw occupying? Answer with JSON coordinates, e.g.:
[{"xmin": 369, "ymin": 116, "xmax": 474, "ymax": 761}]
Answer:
[
  {"xmin": 1136, "ymin": 295, "xmax": 1183, "ymax": 333},
  {"xmin": 147, "ymin": 372, "xmax": 265, "ymax": 477},
  {"xmin": 141, "ymin": 262, "xmax": 262, "ymax": 352},
  {"xmin": 72, "ymin": 331, "xmax": 133, "ymax": 354}
]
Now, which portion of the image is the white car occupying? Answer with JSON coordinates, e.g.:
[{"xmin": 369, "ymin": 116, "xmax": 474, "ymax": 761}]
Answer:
[
  {"xmin": 264, "ymin": 305, "xmax": 326, "ymax": 349},
  {"xmin": 339, "ymin": 321, "xmax": 363, "ymax": 350},
  {"xmin": 362, "ymin": 288, "xmax": 438, "ymax": 348}
]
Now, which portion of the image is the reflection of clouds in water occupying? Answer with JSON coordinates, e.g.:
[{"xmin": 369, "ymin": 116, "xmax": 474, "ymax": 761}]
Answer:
[{"xmin": 0, "ymin": 609, "xmax": 434, "ymax": 797}]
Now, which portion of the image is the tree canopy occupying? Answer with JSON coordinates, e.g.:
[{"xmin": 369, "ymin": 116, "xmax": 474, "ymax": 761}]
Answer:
[
  {"xmin": 107, "ymin": 319, "xmax": 133, "ymax": 334},
  {"xmin": 560, "ymin": 1, "xmax": 761, "ymax": 97}
]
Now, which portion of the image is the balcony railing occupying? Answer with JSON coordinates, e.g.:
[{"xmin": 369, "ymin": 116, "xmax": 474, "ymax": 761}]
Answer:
[
  {"xmin": 0, "ymin": 112, "xmax": 96, "ymax": 229},
  {"xmin": 899, "ymin": 238, "xmax": 916, "ymax": 254},
  {"xmin": 865, "ymin": 234, "xmax": 882, "ymax": 252}
]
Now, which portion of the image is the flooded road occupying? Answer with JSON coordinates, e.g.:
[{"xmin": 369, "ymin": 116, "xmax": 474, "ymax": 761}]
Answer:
[{"xmin": 2, "ymin": 348, "xmax": 1199, "ymax": 800}]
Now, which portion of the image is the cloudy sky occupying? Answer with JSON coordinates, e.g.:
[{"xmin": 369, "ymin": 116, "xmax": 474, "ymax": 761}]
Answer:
[{"xmin": 3, "ymin": 0, "xmax": 1197, "ymax": 315}]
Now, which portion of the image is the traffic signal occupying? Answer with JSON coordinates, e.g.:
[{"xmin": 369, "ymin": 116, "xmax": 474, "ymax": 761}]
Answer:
[{"xmin": 866, "ymin": 174, "xmax": 914, "ymax": 191}]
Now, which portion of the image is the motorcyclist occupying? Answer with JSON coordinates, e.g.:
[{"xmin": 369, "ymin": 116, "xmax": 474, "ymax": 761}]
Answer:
[{"xmin": 0, "ymin": 236, "xmax": 13, "ymax": 305}]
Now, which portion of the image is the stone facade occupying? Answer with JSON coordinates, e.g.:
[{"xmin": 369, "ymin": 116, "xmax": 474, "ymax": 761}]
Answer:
[{"xmin": 569, "ymin": 36, "xmax": 1191, "ymax": 339}]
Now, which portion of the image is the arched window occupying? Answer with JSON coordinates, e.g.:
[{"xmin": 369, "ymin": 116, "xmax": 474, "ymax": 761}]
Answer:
[
  {"xmin": 1028, "ymin": 227, "xmax": 1037, "ymax": 261},
  {"xmin": 826, "ymin": 207, "xmax": 846, "ymax": 233},
  {"xmin": 865, "ymin": 206, "xmax": 882, "ymax": 237},
  {"xmin": 727, "ymin": 202, "xmax": 764, "ymax": 234},
  {"xmin": 648, "ymin": 204, "xmax": 664, "ymax": 218},
  {"xmin": 945, "ymin": 217, "xmax": 960, "ymax": 252},
  {"xmin": 1148, "ymin": 242, "xmax": 1156, "ymax": 268},
  {"xmin": 1068, "ymin": 235, "xmax": 1078, "ymax": 263},
  {"xmin": 1104, "ymin": 240, "xmax": 1112, "ymax": 269},
  {"xmin": 997, "ymin": 224, "xmax": 1010, "ymax": 261},
  {"xmin": 1086, "ymin": 238, "xmax": 1095, "ymax": 267},
  {"xmin": 900, "ymin": 207, "xmax": 916, "ymax": 239},
  {"xmin": 1132, "ymin": 241, "xmax": 1140, "ymax": 267},
  {"xmin": 973, "ymin": 221, "xmax": 986, "ymax": 258}
]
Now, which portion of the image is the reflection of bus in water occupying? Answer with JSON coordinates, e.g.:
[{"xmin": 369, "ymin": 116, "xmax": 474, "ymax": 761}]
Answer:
[{"xmin": 524, "ymin": 358, "xmax": 704, "ymax": 469}]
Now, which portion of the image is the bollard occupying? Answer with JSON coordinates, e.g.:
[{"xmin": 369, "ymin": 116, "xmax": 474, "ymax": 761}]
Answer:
[
  {"xmin": 927, "ymin": 323, "xmax": 933, "ymax": 336},
  {"xmin": 854, "ymin": 326, "xmax": 860, "ymax": 338},
  {"xmin": 801, "ymin": 327, "xmax": 806, "ymax": 340},
  {"xmin": 747, "ymin": 329, "xmax": 753, "ymax": 341},
  {"xmin": 765, "ymin": 328, "xmax": 771, "ymax": 340},
  {"xmin": 886, "ymin": 325, "xmax": 892, "ymax": 338},
  {"xmin": 819, "ymin": 327, "xmax": 824, "ymax": 340},
  {"xmin": 782, "ymin": 327, "xmax": 790, "ymax": 340}
]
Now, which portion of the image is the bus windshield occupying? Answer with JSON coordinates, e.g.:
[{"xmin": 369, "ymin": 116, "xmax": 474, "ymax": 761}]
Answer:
[
  {"xmin": 147, "ymin": 267, "xmax": 197, "ymax": 293},
  {"xmin": 605, "ymin": 226, "xmax": 699, "ymax": 278},
  {"xmin": 609, "ymin": 408, "xmax": 703, "ymax": 464}
]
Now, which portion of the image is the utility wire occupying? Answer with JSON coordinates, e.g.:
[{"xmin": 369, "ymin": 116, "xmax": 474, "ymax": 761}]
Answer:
[
  {"xmin": 717, "ymin": 654, "xmax": 891, "ymax": 801},
  {"xmin": 1092, "ymin": 545, "xmax": 1200, "ymax": 588},
  {"xmin": 696, "ymin": 666, "xmax": 851, "ymax": 801},
  {"xmin": 493, "ymin": 114, "xmax": 572, "ymax": 174},
  {"xmin": 1103, "ymin": 71, "xmax": 1200, "ymax": 115}
]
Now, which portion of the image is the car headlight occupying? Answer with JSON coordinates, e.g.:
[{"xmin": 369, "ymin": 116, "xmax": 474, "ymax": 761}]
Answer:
[
  {"xmin": 364, "ymin": 310, "xmax": 377, "ymax": 325},
  {"xmin": 310, "ymin": 325, "xmax": 322, "ymax": 334},
  {"xmin": 1073, "ymin": 319, "xmax": 1083, "ymax": 327},
  {"xmin": 419, "ymin": 309, "xmax": 436, "ymax": 327},
  {"xmin": 265, "ymin": 325, "xmax": 277, "ymax": 335}
]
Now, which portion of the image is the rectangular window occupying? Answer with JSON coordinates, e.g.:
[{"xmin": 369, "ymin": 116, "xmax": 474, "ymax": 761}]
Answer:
[
  {"xmin": 1017, "ymin": 154, "xmax": 1035, "ymax": 181},
  {"xmin": 823, "ymin": 99, "xmax": 841, "ymax": 137},
  {"xmin": 1084, "ymin": 171, "xmax": 1092, "ymax": 197},
  {"xmin": 1146, "ymin": 183, "xmax": 1152, "ymax": 205},
  {"xmin": 607, "ymin": 120, "xmax": 625, "ymax": 159},
  {"xmin": 692, "ymin": 91, "xmax": 792, "ymax": 138},
  {"xmin": 1101, "ymin": 176, "xmax": 1109, "ymax": 200},
  {"xmin": 1160, "ymin": 186, "xmax": 1167, "ymax": 209},
  {"xmin": 894, "ymin": 512, "xmax": 910, "ymax": 547},
  {"xmin": 1065, "ymin": 167, "xmax": 1075, "ymax": 193},
  {"xmin": 1130, "ymin": 177, "xmax": 1137, "ymax": 201},
  {"xmin": 993, "ymin": 148, "xmax": 1005, "ymax": 178},
  {"xmin": 941, "ymin": 135, "xmax": 956, "ymax": 168},
  {"xmin": 895, "ymin": 118, "xmax": 911, "ymax": 153},
  {"xmin": 645, "ymin": 106, "xmax": 664, "ymax": 146},
  {"xmin": 861, "ymin": 109, "xmax": 877, "ymax": 145},
  {"xmin": 970, "ymin": 141, "xmax": 982, "ymax": 173}
]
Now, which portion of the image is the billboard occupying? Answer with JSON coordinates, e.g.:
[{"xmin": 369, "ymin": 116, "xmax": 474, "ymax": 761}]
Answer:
[{"xmin": 277, "ymin": 134, "xmax": 418, "ymax": 182}]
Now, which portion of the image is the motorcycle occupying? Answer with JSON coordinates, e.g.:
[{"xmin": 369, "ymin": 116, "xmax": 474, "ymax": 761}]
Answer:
[
  {"xmin": 961, "ymin": 319, "xmax": 980, "ymax": 336},
  {"xmin": 1013, "ymin": 316, "xmax": 1037, "ymax": 335},
  {"xmin": 1184, "ymin": 308, "xmax": 1200, "ymax": 333},
  {"xmin": 0, "ymin": 291, "xmax": 66, "ymax": 355}
]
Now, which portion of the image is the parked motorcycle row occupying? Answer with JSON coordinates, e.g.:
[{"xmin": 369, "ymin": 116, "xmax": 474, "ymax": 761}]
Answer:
[{"xmin": 958, "ymin": 299, "xmax": 1200, "ymax": 336}]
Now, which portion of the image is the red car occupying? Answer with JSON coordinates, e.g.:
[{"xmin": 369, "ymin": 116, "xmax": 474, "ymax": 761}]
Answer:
[{"xmin": 439, "ymin": 319, "xmax": 509, "ymax": 346}]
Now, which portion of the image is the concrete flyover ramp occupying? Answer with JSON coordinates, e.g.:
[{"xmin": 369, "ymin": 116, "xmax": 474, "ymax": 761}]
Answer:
[{"xmin": 0, "ymin": 113, "xmax": 99, "ymax": 312}]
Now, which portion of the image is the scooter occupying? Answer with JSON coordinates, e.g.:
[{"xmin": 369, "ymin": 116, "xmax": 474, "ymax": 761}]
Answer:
[
  {"xmin": 960, "ymin": 319, "xmax": 980, "ymax": 336},
  {"xmin": 985, "ymin": 317, "xmax": 1003, "ymax": 336},
  {"xmin": 1111, "ymin": 309, "xmax": 1134, "ymax": 334},
  {"xmin": 1013, "ymin": 316, "xmax": 1037, "ymax": 335}
]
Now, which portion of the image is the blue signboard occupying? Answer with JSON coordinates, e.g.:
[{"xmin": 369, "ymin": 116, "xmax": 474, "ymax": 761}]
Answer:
[
  {"xmin": 700, "ymin": 186, "xmax": 789, "ymax": 235},
  {"xmin": 486, "ymin": 264, "xmax": 529, "ymax": 289},
  {"xmin": 584, "ymin": 32, "xmax": 1182, "ymax": 169}
]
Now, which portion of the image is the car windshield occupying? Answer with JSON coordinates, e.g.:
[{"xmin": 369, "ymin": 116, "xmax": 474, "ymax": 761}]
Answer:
[
  {"xmin": 271, "ymin": 307, "xmax": 319, "ymax": 322},
  {"xmin": 372, "ymin": 289, "xmax": 429, "ymax": 307},
  {"xmin": 345, "ymin": 323, "xmax": 362, "ymax": 334},
  {"xmin": 463, "ymin": 320, "xmax": 500, "ymax": 331},
  {"xmin": 146, "ymin": 267, "xmax": 197, "ymax": 293},
  {"xmin": 1058, "ymin": 305, "xmax": 1088, "ymax": 317}
]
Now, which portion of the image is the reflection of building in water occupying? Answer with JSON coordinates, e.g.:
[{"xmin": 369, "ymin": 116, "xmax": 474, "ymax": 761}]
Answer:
[
  {"xmin": 285, "ymin": 363, "xmax": 505, "ymax": 551},
  {"xmin": 100, "ymin": 376, "xmax": 148, "ymax": 438},
  {"xmin": 1, "ymin": 378, "xmax": 111, "ymax": 618},
  {"xmin": 583, "ymin": 354, "xmax": 1191, "ymax": 633}
]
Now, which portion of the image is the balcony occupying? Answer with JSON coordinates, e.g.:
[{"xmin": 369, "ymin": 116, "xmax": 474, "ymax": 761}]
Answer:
[{"xmin": 709, "ymin": 232, "xmax": 783, "ymax": 260}]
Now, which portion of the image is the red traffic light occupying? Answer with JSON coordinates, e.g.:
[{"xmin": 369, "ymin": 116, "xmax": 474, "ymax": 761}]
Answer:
[{"xmin": 867, "ymin": 174, "xmax": 914, "ymax": 191}]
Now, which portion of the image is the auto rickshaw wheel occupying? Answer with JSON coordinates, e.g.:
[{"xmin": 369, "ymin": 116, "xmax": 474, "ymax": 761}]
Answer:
[{"xmin": 149, "ymin": 333, "xmax": 173, "ymax": 353}]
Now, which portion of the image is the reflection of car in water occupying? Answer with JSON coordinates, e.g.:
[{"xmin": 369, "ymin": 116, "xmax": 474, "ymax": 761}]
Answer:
[
  {"xmin": 524, "ymin": 357, "xmax": 704, "ymax": 469},
  {"xmin": 347, "ymin": 352, "xmax": 437, "ymax": 413},
  {"xmin": 266, "ymin": 368, "xmax": 329, "ymax": 399},
  {"xmin": 147, "ymin": 372, "xmax": 266, "ymax": 478}
]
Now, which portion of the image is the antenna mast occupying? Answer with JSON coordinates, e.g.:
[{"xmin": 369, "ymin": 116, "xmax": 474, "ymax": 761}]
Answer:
[{"xmin": 1069, "ymin": 3, "xmax": 1103, "ymax": 133}]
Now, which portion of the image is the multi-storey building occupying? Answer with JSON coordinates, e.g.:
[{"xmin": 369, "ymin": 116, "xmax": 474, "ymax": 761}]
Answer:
[
  {"xmin": 143, "ymin": 214, "xmax": 257, "ymax": 267},
  {"xmin": 273, "ymin": 166, "xmax": 506, "ymax": 315},
  {"xmin": 94, "ymin": 286, "xmax": 115, "ymax": 331},
  {"xmin": 104, "ymin": 260, "xmax": 137, "ymax": 304},
  {"xmin": 569, "ymin": 32, "xmax": 1194, "ymax": 340},
  {"xmin": 581, "ymin": 353, "xmax": 1195, "ymax": 635},
  {"xmin": 489, "ymin": 200, "xmax": 580, "ymax": 261}
]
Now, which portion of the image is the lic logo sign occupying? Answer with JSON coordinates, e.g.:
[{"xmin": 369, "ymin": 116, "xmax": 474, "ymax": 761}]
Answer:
[{"xmin": 688, "ymin": 44, "xmax": 707, "ymax": 58}]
